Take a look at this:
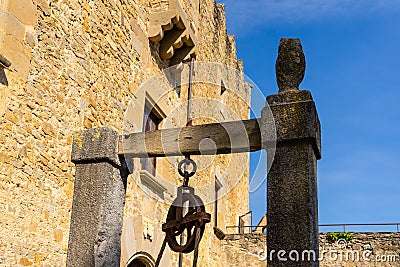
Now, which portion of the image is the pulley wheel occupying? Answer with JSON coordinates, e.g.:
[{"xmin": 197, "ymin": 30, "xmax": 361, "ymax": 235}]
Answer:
[{"xmin": 165, "ymin": 193, "xmax": 206, "ymax": 253}]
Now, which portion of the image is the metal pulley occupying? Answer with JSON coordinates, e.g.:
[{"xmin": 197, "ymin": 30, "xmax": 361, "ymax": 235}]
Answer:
[
  {"xmin": 163, "ymin": 186, "xmax": 210, "ymax": 253},
  {"xmin": 155, "ymin": 158, "xmax": 211, "ymax": 267}
]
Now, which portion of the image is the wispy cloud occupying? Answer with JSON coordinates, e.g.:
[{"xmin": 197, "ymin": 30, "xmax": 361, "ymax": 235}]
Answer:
[{"xmin": 219, "ymin": 0, "xmax": 400, "ymax": 33}]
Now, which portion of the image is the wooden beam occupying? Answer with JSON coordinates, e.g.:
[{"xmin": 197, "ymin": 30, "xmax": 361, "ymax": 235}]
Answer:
[{"xmin": 119, "ymin": 119, "xmax": 262, "ymax": 158}]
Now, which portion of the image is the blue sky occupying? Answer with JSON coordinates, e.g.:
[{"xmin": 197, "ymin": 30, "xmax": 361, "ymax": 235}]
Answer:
[{"xmin": 219, "ymin": 0, "xmax": 400, "ymax": 231}]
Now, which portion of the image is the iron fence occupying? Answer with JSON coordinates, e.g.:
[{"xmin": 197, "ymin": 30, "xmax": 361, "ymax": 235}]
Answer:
[{"xmin": 226, "ymin": 223, "xmax": 400, "ymax": 234}]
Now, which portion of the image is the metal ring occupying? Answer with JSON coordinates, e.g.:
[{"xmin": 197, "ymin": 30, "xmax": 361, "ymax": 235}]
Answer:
[{"xmin": 178, "ymin": 159, "xmax": 197, "ymax": 178}]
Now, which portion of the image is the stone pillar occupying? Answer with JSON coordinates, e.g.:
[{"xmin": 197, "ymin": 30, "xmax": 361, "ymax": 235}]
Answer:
[
  {"xmin": 264, "ymin": 38, "xmax": 321, "ymax": 266},
  {"xmin": 67, "ymin": 128, "xmax": 128, "ymax": 267}
]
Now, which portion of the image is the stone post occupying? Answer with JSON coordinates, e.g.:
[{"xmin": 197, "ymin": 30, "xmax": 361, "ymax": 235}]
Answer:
[
  {"xmin": 67, "ymin": 128, "xmax": 128, "ymax": 267},
  {"xmin": 263, "ymin": 38, "xmax": 321, "ymax": 266}
]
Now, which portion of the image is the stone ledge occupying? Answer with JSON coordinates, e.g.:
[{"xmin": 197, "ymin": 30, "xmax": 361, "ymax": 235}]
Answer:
[
  {"xmin": 139, "ymin": 170, "xmax": 167, "ymax": 198},
  {"xmin": 71, "ymin": 127, "xmax": 120, "ymax": 166}
]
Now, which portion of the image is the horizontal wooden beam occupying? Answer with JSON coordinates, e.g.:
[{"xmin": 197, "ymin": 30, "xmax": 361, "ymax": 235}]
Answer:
[{"xmin": 119, "ymin": 119, "xmax": 263, "ymax": 158}]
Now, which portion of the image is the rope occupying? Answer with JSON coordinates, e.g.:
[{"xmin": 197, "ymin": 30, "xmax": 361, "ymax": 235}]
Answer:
[
  {"xmin": 192, "ymin": 223, "xmax": 202, "ymax": 267},
  {"xmin": 155, "ymin": 237, "xmax": 167, "ymax": 267},
  {"xmin": 155, "ymin": 228, "xmax": 201, "ymax": 267}
]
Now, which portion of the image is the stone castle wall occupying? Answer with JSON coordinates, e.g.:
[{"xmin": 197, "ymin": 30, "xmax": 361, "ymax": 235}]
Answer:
[
  {"xmin": 319, "ymin": 233, "xmax": 400, "ymax": 267},
  {"xmin": 0, "ymin": 0, "xmax": 250, "ymax": 266},
  {"xmin": 220, "ymin": 233, "xmax": 400, "ymax": 267}
]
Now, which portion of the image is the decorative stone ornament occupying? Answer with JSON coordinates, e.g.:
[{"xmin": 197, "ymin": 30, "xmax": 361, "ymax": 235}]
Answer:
[
  {"xmin": 275, "ymin": 38, "xmax": 306, "ymax": 92},
  {"xmin": 148, "ymin": 0, "xmax": 197, "ymax": 64}
]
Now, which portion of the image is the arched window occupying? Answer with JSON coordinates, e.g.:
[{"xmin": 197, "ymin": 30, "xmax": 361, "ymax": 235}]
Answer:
[{"xmin": 126, "ymin": 253, "xmax": 155, "ymax": 267}]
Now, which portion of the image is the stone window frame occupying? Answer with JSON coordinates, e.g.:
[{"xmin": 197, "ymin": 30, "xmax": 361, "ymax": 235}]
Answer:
[
  {"xmin": 139, "ymin": 95, "xmax": 168, "ymax": 198},
  {"xmin": 214, "ymin": 167, "xmax": 224, "ymax": 228},
  {"xmin": 140, "ymin": 103, "xmax": 162, "ymax": 176}
]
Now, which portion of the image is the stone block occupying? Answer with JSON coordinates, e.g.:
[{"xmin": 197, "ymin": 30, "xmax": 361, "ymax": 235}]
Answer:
[
  {"xmin": 130, "ymin": 18, "xmax": 147, "ymax": 55},
  {"xmin": 0, "ymin": 33, "xmax": 32, "ymax": 81},
  {"xmin": 7, "ymin": 0, "xmax": 37, "ymax": 26},
  {"xmin": 24, "ymin": 26, "xmax": 37, "ymax": 48},
  {"xmin": 4, "ymin": 110, "xmax": 20, "ymax": 125},
  {"xmin": 267, "ymin": 90, "xmax": 321, "ymax": 159},
  {"xmin": 71, "ymin": 127, "xmax": 120, "ymax": 165},
  {"xmin": 32, "ymin": 0, "xmax": 50, "ymax": 16},
  {"xmin": 0, "ymin": 10, "xmax": 25, "ymax": 41}
]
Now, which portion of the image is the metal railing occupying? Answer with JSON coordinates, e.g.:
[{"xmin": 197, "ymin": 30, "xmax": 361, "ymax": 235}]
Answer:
[
  {"xmin": 319, "ymin": 222, "xmax": 400, "ymax": 233},
  {"xmin": 238, "ymin": 211, "xmax": 253, "ymax": 234},
  {"xmin": 226, "ymin": 223, "xmax": 400, "ymax": 234}
]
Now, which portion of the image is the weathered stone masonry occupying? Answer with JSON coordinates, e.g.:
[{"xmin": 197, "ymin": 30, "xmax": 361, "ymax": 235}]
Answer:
[
  {"xmin": 0, "ymin": 0, "xmax": 249, "ymax": 266},
  {"xmin": 221, "ymin": 233, "xmax": 400, "ymax": 267}
]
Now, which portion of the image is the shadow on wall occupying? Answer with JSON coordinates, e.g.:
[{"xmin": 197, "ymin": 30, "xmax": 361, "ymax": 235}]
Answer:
[
  {"xmin": 0, "ymin": 70, "xmax": 8, "ymax": 86},
  {"xmin": 0, "ymin": 69, "xmax": 9, "ymax": 117}
]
